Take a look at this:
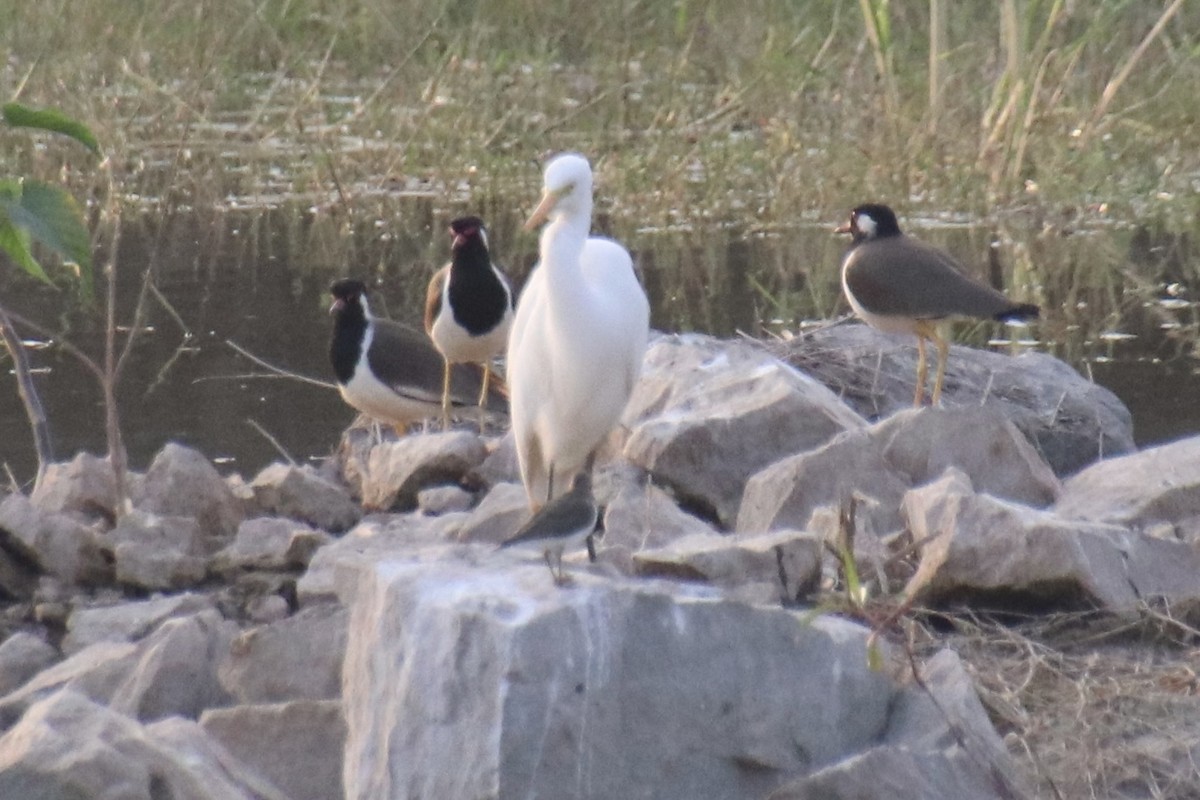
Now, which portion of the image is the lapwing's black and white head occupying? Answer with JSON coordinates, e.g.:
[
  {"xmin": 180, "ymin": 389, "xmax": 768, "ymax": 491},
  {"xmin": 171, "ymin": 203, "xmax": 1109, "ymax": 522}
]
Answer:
[
  {"xmin": 836, "ymin": 203, "xmax": 903, "ymax": 244},
  {"xmin": 449, "ymin": 215, "xmax": 489, "ymax": 254}
]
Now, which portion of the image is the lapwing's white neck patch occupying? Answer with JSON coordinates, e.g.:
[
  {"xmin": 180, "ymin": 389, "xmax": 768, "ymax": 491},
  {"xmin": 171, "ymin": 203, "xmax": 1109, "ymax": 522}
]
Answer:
[
  {"xmin": 358, "ymin": 293, "xmax": 373, "ymax": 318},
  {"xmin": 855, "ymin": 212, "xmax": 877, "ymax": 239}
]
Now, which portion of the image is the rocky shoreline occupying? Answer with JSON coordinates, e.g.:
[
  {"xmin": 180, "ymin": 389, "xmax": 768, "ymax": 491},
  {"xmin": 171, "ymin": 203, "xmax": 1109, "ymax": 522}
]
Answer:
[{"xmin": 2, "ymin": 324, "xmax": 1198, "ymax": 799}]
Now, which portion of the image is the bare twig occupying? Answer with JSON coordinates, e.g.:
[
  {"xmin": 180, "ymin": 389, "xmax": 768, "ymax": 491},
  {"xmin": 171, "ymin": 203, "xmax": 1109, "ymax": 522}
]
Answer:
[
  {"xmin": 246, "ymin": 419, "xmax": 297, "ymax": 466},
  {"xmin": 0, "ymin": 305, "xmax": 53, "ymax": 487},
  {"xmin": 224, "ymin": 339, "xmax": 337, "ymax": 390}
]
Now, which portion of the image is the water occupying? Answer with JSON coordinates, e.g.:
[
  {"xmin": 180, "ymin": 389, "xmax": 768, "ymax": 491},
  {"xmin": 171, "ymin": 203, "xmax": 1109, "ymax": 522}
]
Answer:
[{"xmin": 1, "ymin": 205, "xmax": 1198, "ymax": 486}]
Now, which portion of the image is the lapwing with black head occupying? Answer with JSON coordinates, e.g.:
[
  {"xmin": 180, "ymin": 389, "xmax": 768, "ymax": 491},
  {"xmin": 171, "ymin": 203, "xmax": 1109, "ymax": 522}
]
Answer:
[
  {"xmin": 329, "ymin": 278, "xmax": 506, "ymax": 431},
  {"xmin": 498, "ymin": 469, "xmax": 599, "ymax": 586},
  {"xmin": 424, "ymin": 216, "xmax": 514, "ymax": 429},
  {"xmin": 837, "ymin": 203, "xmax": 1039, "ymax": 406}
]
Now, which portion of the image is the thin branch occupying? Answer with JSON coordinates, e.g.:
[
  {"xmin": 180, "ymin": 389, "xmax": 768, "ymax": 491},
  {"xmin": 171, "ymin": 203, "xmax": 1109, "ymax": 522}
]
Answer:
[
  {"xmin": 0, "ymin": 305, "xmax": 53, "ymax": 487},
  {"xmin": 224, "ymin": 339, "xmax": 337, "ymax": 389},
  {"xmin": 247, "ymin": 418, "xmax": 297, "ymax": 466}
]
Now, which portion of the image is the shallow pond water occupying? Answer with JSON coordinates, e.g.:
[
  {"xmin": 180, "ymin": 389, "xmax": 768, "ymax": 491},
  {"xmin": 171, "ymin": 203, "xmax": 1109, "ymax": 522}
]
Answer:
[{"xmin": 1, "ymin": 204, "xmax": 1198, "ymax": 486}]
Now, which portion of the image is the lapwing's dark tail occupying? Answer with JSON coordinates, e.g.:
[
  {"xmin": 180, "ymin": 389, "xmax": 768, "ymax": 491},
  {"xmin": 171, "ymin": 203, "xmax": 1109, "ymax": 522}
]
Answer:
[{"xmin": 995, "ymin": 302, "xmax": 1039, "ymax": 322}]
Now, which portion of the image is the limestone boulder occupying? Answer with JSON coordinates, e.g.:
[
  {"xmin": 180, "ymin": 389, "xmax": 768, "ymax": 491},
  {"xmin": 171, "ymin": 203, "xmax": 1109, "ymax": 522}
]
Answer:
[
  {"xmin": 778, "ymin": 324, "xmax": 1134, "ymax": 476},
  {"xmin": 738, "ymin": 406, "xmax": 1059, "ymax": 537},
  {"xmin": 1053, "ymin": 435, "xmax": 1200, "ymax": 540},
  {"xmin": 211, "ymin": 517, "xmax": 333, "ymax": 574},
  {"xmin": 623, "ymin": 333, "xmax": 865, "ymax": 527},
  {"xmin": 340, "ymin": 553, "xmax": 901, "ymax": 800},
  {"xmin": 139, "ymin": 442, "xmax": 243, "ymax": 540},
  {"xmin": 600, "ymin": 476, "xmax": 721, "ymax": 572},
  {"xmin": 454, "ymin": 481, "xmax": 531, "ymax": 544},
  {"xmin": 107, "ymin": 511, "xmax": 208, "ymax": 591},
  {"xmin": 360, "ymin": 431, "xmax": 488, "ymax": 510},
  {"xmin": 219, "ymin": 602, "xmax": 347, "ymax": 704},
  {"xmin": 0, "ymin": 689, "xmax": 290, "ymax": 800},
  {"xmin": 633, "ymin": 529, "xmax": 822, "ymax": 604},
  {"xmin": 62, "ymin": 592, "xmax": 215, "ymax": 654},
  {"xmin": 903, "ymin": 470, "xmax": 1200, "ymax": 610},
  {"xmin": 29, "ymin": 452, "xmax": 118, "ymax": 521},
  {"xmin": 0, "ymin": 641, "xmax": 138, "ymax": 727},
  {"xmin": 251, "ymin": 462, "xmax": 362, "ymax": 532},
  {"xmin": 0, "ymin": 493, "xmax": 111, "ymax": 587},
  {"xmin": 201, "ymin": 700, "xmax": 345, "ymax": 800},
  {"xmin": 417, "ymin": 485, "xmax": 476, "ymax": 515},
  {"xmin": 0, "ymin": 632, "xmax": 58, "ymax": 696}
]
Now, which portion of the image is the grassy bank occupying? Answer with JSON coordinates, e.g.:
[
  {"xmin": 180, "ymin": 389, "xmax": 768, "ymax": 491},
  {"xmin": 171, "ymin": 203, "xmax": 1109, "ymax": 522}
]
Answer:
[{"xmin": 3, "ymin": 0, "xmax": 1197, "ymax": 233}]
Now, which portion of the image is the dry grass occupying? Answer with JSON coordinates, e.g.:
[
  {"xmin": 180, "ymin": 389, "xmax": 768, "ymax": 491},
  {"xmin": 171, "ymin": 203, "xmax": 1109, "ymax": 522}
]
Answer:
[{"xmin": 921, "ymin": 607, "xmax": 1200, "ymax": 799}]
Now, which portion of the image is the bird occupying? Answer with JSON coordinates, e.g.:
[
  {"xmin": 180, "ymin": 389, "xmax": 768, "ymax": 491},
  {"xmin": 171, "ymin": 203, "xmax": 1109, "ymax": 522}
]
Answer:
[
  {"xmin": 328, "ymin": 278, "xmax": 506, "ymax": 430},
  {"xmin": 836, "ymin": 203, "xmax": 1039, "ymax": 407},
  {"xmin": 507, "ymin": 153, "xmax": 650, "ymax": 509},
  {"xmin": 499, "ymin": 469, "xmax": 598, "ymax": 585},
  {"xmin": 424, "ymin": 216, "xmax": 514, "ymax": 429}
]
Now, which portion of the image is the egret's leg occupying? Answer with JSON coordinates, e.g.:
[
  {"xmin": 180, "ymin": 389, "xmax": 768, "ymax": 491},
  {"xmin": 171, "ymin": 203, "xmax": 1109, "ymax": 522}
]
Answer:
[
  {"xmin": 931, "ymin": 330, "xmax": 950, "ymax": 407},
  {"xmin": 913, "ymin": 335, "xmax": 928, "ymax": 407},
  {"xmin": 440, "ymin": 360, "xmax": 453, "ymax": 430},
  {"xmin": 546, "ymin": 463, "xmax": 555, "ymax": 508}
]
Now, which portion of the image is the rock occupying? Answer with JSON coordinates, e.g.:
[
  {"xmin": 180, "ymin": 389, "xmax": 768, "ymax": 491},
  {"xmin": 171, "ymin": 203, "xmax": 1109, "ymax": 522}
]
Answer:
[
  {"xmin": 220, "ymin": 602, "xmax": 347, "ymax": 703},
  {"xmin": 600, "ymin": 476, "xmax": 721, "ymax": 572},
  {"xmin": 0, "ymin": 632, "xmax": 58, "ymax": 695},
  {"xmin": 62, "ymin": 592, "xmax": 215, "ymax": 654},
  {"xmin": 296, "ymin": 512, "xmax": 466, "ymax": 604},
  {"xmin": 0, "ymin": 689, "xmax": 290, "ymax": 800},
  {"xmin": 634, "ymin": 530, "xmax": 822, "ymax": 604},
  {"xmin": 737, "ymin": 406, "xmax": 1059, "ymax": 537},
  {"xmin": 777, "ymin": 324, "xmax": 1134, "ymax": 476},
  {"xmin": 1053, "ymin": 436, "xmax": 1200, "ymax": 540},
  {"xmin": 107, "ymin": 510, "xmax": 208, "ymax": 591},
  {"xmin": 0, "ymin": 641, "xmax": 138, "ymax": 727},
  {"xmin": 211, "ymin": 517, "xmax": 333, "ymax": 574},
  {"xmin": 361, "ymin": 431, "xmax": 488, "ymax": 510},
  {"xmin": 341, "ymin": 554, "xmax": 899, "ymax": 800},
  {"xmin": 473, "ymin": 431, "xmax": 521, "ymax": 486},
  {"xmin": 770, "ymin": 650, "xmax": 1026, "ymax": 800},
  {"xmin": 623, "ymin": 333, "xmax": 866, "ymax": 526},
  {"xmin": 201, "ymin": 700, "xmax": 345, "ymax": 800},
  {"xmin": 0, "ymin": 537, "xmax": 40, "ymax": 600},
  {"xmin": 251, "ymin": 462, "xmax": 362, "ymax": 532},
  {"xmin": 0, "ymin": 493, "xmax": 112, "ymax": 587},
  {"xmin": 109, "ymin": 609, "xmax": 235, "ymax": 722},
  {"xmin": 903, "ymin": 469, "xmax": 1200, "ymax": 610},
  {"xmin": 29, "ymin": 452, "xmax": 118, "ymax": 522},
  {"xmin": 454, "ymin": 482, "xmax": 531, "ymax": 544},
  {"xmin": 140, "ymin": 442, "xmax": 243, "ymax": 540},
  {"xmin": 417, "ymin": 485, "xmax": 476, "ymax": 515}
]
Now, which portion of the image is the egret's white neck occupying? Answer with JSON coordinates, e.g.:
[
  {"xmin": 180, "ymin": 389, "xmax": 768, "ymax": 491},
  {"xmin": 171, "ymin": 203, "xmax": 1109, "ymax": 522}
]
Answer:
[{"xmin": 540, "ymin": 202, "xmax": 590, "ymax": 271}]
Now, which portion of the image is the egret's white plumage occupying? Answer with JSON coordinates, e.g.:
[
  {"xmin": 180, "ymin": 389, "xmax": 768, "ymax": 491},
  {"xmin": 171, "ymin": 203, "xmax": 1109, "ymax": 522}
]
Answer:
[{"xmin": 508, "ymin": 153, "xmax": 649, "ymax": 507}]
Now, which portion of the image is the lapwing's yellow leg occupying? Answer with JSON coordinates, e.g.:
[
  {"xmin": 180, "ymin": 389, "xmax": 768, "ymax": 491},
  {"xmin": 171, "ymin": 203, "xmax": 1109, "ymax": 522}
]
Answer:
[
  {"xmin": 476, "ymin": 363, "xmax": 491, "ymax": 433},
  {"xmin": 440, "ymin": 360, "xmax": 453, "ymax": 430},
  {"xmin": 931, "ymin": 329, "xmax": 950, "ymax": 407},
  {"xmin": 913, "ymin": 334, "xmax": 928, "ymax": 407}
]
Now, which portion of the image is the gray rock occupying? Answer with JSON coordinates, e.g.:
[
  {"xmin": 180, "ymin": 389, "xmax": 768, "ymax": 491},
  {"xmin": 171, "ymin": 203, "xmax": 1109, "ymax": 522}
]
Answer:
[
  {"xmin": 109, "ymin": 609, "xmax": 236, "ymax": 722},
  {"xmin": 0, "ymin": 493, "xmax": 111, "ymax": 587},
  {"xmin": 634, "ymin": 530, "xmax": 822, "ymax": 604},
  {"xmin": 473, "ymin": 431, "xmax": 521, "ymax": 486},
  {"xmin": 454, "ymin": 481, "xmax": 531, "ymax": 544},
  {"xmin": 140, "ymin": 442, "xmax": 243, "ymax": 540},
  {"xmin": 341, "ymin": 554, "xmax": 897, "ymax": 800},
  {"xmin": 0, "ymin": 689, "xmax": 290, "ymax": 800},
  {"xmin": 771, "ymin": 649, "xmax": 1026, "ymax": 800},
  {"xmin": 29, "ymin": 452, "xmax": 118, "ymax": 521},
  {"xmin": 108, "ymin": 510, "xmax": 208, "ymax": 591},
  {"xmin": 62, "ymin": 592, "xmax": 215, "ymax": 654},
  {"xmin": 361, "ymin": 431, "xmax": 488, "ymax": 510},
  {"xmin": 0, "ymin": 640, "xmax": 138, "ymax": 726},
  {"xmin": 623, "ymin": 333, "xmax": 866, "ymax": 527},
  {"xmin": 903, "ymin": 469, "xmax": 1200, "ymax": 610},
  {"xmin": 0, "ymin": 540, "xmax": 39, "ymax": 600},
  {"xmin": 600, "ymin": 476, "xmax": 721, "ymax": 573},
  {"xmin": 251, "ymin": 462, "xmax": 362, "ymax": 532},
  {"xmin": 220, "ymin": 602, "xmax": 348, "ymax": 704},
  {"xmin": 211, "ymin": 516, "xmax": 333, "ymax": 574},
  {"xmin": 778, "ymin": 323, "xmax": 1134, "ymax": 476},
  {"xmin": 1053, "ymin": 435, "xmax": 1200, "ymax": 539},
  {"xmin": 0, "ymin": 632, "xmax": 58, "ymax": 696},
  {"xmin": 417, "ymin": 485, "xmax": 476, "ymax": 515},
  {"xmin": 738, "ymin": 406, "xmax": 1059, "ymax": 537},
  {"xmin": 201, "ymin": 700, "xmax": 345, "ymax": 800},
  {"xmin": 297, "ymin": 513, "xmax": 465, "ymax": 604}
]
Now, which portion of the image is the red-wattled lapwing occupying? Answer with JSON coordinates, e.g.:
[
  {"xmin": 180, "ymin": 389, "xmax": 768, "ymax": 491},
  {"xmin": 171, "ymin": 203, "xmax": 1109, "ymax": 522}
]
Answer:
[
  {"xmin": 329, "ymin": 278, "xmax": 506, "ymax": 431},
  {"xmin": 498, "ymin": 469, "xmax": 598, "ymax": 585},
  {"xmin": 424, "ymin": 216, "xmax": 514, "ymax": 429},
  {"xmin": 508, "ymin": 153, "xmax": 650, "ymax": 510},
  {"xmin": 837, "ymin": 203, "xmax": 1039, "ymax": 407}
]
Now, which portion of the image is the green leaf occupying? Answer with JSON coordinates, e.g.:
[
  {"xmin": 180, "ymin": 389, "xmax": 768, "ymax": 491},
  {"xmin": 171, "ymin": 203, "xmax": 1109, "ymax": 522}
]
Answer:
[
  {"xmin": 0, "ymin": 218, "xmax": 53, "ymax": 284},
  {"xmin": 0, "ymin": 178, "xmax": 93, "ymax": 295},
  {"xmin": 2, "ymin": 102, "xmax": 101, "ymax": 155}
]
